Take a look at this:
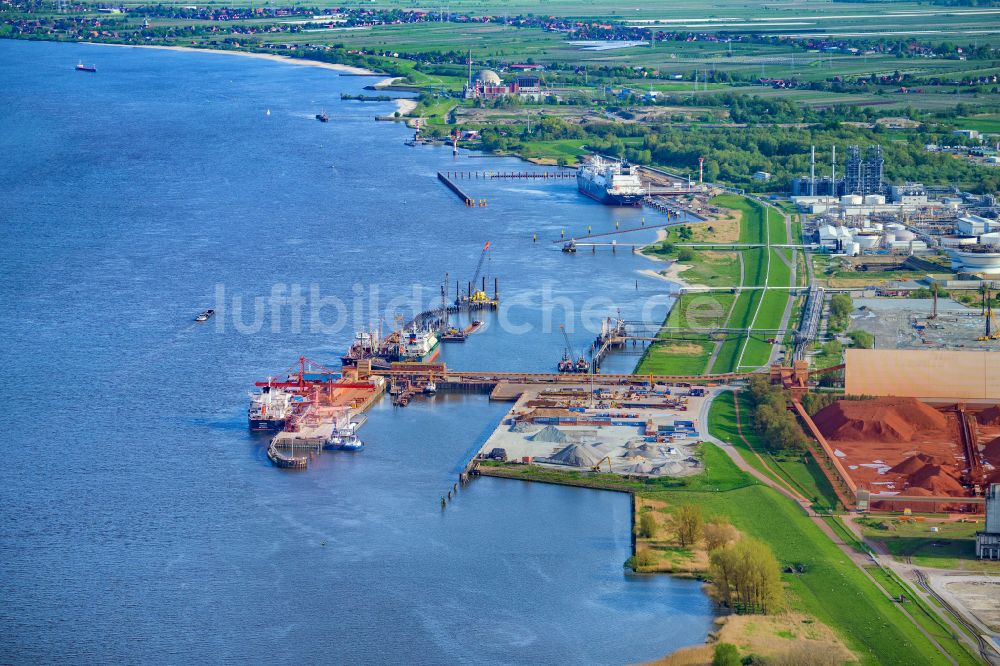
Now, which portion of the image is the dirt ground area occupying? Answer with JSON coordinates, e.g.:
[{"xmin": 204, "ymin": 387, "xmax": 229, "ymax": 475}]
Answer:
[
  {"xmin": 649, "ymin": 613, "xmax": 855, "ymax": 666},
  {"xmin": 700, "ymin": 212, "xmax": 742, "ymax": 243},
  {"xmin": 812, "ymin": 398, "xmax": 970, "ymax": 498},
  {"xmin": 931, "ymin": 574, "xmax": 1000, "ymax": 633}
]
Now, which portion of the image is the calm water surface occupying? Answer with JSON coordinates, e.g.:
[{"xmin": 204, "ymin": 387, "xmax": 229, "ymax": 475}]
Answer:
[{"xmin": 0, "ymin": 39, "xmax": 712, "ymax": 664}]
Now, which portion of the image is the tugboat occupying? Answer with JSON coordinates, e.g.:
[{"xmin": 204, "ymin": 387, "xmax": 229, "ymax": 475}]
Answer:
[
  {"xmin": 557, "ymin": 349, "xmax": 575, "ymax": 373},
  {"xmin": 326, "ymin": 419, "xmax": 364, "ymax": 451},
  {"xmin": 75, "ymin": 61, "xmax": 97, "ymax": 73},
  {"xmin": 194, "ymin": 309, "xmax": 215, "ymax": 322},
  {"xmin": 575, "ymin": 356, "xmax": 591, "ymax": 374},
  {"xmin": 562, "ymin": 240, "xmax": 577, "ymax": 253},
  {"xmin": 424, "ymin": 380, "xmax": 437, "ymax": 395},
  {"xmin": 315, "ymin": 112, "xmax": 329, "ymax": 122}
]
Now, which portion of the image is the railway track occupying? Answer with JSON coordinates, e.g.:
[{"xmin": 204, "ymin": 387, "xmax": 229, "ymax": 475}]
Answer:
[{"xmin": 914, "ymin": 569, "xmax": 1000, "ymax": 665}]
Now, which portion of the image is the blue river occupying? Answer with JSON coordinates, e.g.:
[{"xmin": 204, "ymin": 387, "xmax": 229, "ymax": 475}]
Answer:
[{"xmin": 0, "ymin": 39, "xmax": 713, "ymax": 664}]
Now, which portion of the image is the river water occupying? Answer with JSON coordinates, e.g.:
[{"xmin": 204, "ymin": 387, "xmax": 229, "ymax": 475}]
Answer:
[{"xmin": 0, "ymin": 39, "xmax": 712, "ymax": 664}]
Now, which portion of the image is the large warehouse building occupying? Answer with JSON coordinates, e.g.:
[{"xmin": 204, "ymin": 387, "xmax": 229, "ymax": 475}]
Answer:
[{"xmin": 845, "ymin": 349, "xmax": 1000, "ymax": 401}]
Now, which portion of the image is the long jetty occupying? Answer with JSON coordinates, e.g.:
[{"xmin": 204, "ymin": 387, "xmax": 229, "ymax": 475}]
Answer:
[
  {"xmin": 437, "ymin": 172, "xmax": 475, "ymax": 205},
  {"xmin": 552, "ymin": 221, "xmax": 681, "ymax": 244}
]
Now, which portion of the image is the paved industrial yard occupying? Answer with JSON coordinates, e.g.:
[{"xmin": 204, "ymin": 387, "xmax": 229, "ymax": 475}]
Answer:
[
  {"xmin": 476, "ymin": 384, "xmax": 714, "ymax": 477},
  {"xmin": 848, "ymin": 298, "xmax": 997, "ymax": 351}
]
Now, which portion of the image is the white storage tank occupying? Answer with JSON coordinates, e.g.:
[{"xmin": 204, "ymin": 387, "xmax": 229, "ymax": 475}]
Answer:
[
  {"xmin": 940, "ymin": 235, "xmax": 978, "ymax": 248},
  {"xmin": 864, "ymin": 194, "xmax": 886, "ymax": 205},
  {"xmin": 854, "ymin": 233, "xmax": 882, "ymax": 249},
  {"xmin": 841, "ymin": 194, "xmax": 863, "ymax": 206},
  {"xmin": 885, "ymin": 222, "xmax": 904, "ymax": 232},
  {"xmin": 895, "ymin": 229, "xmax": 916, "ymax": 242},
  {"xmin": 870, "ymin": 222, "xmax": 884, "ymax": 231},
  {"xmin": 980, "ymin": 232, "xmax": 1000, "ymax": 247},
  {"xmin": 847, "ymin": 242, "xmax": 861, "ymax": 257}
]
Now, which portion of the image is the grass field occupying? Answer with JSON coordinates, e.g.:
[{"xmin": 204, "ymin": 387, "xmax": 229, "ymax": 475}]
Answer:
[
  {"xmin": 645, "ymin": 434, "xmax": 955, "ymax": 665},
  {"xmin": 858, "ymin": 516, "xmax": 1000, "ymax": 572},
  {"xmin": 708, "ymin": 391, "xmax": 841, "ymax": 511}
]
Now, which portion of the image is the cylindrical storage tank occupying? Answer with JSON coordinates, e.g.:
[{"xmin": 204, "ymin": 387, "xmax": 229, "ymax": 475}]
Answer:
[
  {"xmin": 841, "ymin": 195, "xmax": 863, "ymax": 206},
  {"xmin": 870, "ymin": 222, "xmax": 884, "ymax": 231},
  {"xmin": 848, "ymin": 242, "xmax": 861, "ymax": 257},
  {"xmin": 940, "ymin": 235, "xmax": 978, "ymax": 248},
  {"xmin": 864, "ymin": 194, "xmax": 885, "ymax": 205},
  {"xmin": 855, "ymin": 233, "xmax": 881, "ymax": 249},
  {"xmin": 895, "ymin": 229, "xmax": 916, "ymax": 242},
  {"xmin": 979, "ymin": 232, "xmax": 1000, "ymax": 247}
]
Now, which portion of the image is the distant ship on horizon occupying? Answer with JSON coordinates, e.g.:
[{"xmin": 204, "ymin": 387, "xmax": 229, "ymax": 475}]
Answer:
[{"xmin": 75, "ymin": 61, "xmax": 97, "ymax": 73}]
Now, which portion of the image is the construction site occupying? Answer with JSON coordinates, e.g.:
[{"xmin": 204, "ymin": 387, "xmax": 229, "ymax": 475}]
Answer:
[
  {"xmin": 473, "ymin": 383, "xmax": 713, "ymax": 477},
  {"xmin": 848, "ymin": 295, "xmax": 1000, "ymax": 351}
]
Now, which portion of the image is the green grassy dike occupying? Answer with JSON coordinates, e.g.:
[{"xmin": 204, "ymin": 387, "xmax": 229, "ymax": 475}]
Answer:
[
  {"xmin": 637, "ymin": 194, "xmax": 793, "ymax": 376},
  {"xmin": 482, "ymin": 395, "xmax": 957, "ymax": 665}
]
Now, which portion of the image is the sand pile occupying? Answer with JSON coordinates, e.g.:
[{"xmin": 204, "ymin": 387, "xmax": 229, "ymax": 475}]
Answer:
[
  {"xmin": 623, "ymin": 460, "xmax": 654, "ymax": 475},
  {"xmin": 912, "ymin": 473, "xmax": 965, "ymax": 494},
  {"xmin": 907, "ymin": 464, "xmax": 964, "ymax": 494},
  {"xmin": 634, "ymin": 444, "xmax": 662, "ymax": 459},
  {"xmin": 530, "ymin": 425, "xmax": 567, "ymax": 443},
  {"xmin": 889, "ymin": 453, "xmax": 949, "ymax": 475},
  {"xmin": 983, "ymin": 437, "xmax": 1000, "ymax": 466},
  {"xmin": 813, "ymin": 398, "xmax": 948, "ymax": 443},
  {"xmin": 550, "ymin": 443, "xmax": 603, "ymax": 467},
  {"xmin": 976, "ymin": 405, "xmax": 1000, "ymax": 426}
]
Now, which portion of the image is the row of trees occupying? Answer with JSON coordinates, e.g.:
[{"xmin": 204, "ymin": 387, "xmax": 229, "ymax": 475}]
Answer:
[
  {"xmin": 746, "ymin": 377, "xmax": 809, "ymax": 452},
  {"xmin": 827, "ymin": 293, "xmax": 853, "ymax": 333}
]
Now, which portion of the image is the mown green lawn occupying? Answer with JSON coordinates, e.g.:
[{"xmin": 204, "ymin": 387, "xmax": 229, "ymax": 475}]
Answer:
[
  {"xmin": 683, "ymin": 411, "xmax": 959, "ymax": 666},
  {"xmin": 709, "ymin": 391, "xmax": 841, "ymax": 511},
  {"xmin": 636, "ymin": 338, "xmax": 714, "ymax": 375}
]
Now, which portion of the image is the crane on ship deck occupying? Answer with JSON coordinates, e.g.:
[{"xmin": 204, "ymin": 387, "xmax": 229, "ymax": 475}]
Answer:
[
  {"xmin": 558, "ymin": 324, "xmax": 590, "ymax": 373},
  {"xmin": 459, "ymin": 241, "xmax": 497, "ymax": 308}
]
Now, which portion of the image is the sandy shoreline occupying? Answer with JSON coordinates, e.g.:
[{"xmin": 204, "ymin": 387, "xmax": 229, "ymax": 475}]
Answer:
[
  {"xmin": 84, "ymin": 42, "xmax": 381, "ymax": 76},
  {"xmin": 86, "ymin": 43, "xmax": 420, "ymax": 115}
]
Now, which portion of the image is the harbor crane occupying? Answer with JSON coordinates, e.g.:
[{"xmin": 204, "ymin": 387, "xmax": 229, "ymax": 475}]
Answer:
[{"xmin": 461, "ymin": 241, "xmax": 496, "ymax": 307}]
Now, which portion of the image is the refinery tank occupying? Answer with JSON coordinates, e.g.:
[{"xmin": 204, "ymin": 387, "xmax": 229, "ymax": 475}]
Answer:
[
  {"xmin": 980, "ymin": 232, "xmax": 1000, "ymax": 247},
  {"xmin": 894, "ymin": 229, "xmax": 916, "ymax": 242},
  {"xmin": 940, "ymin": 236, "xmax": 978, "ymax": 248},
  {"xmin": 864, "ymin": 194, "xmax": 886, "ymax": 205},
  {"xmin": 854, "ymin": 233, "xmax": 882, "ymax": 249},
  {"xmin": 841, "ymin": 195, "xmax": 863, "ymax": 206},
  {"xmin": 847, "ymin": 242, "xmax": 861, "ymax": 256}
]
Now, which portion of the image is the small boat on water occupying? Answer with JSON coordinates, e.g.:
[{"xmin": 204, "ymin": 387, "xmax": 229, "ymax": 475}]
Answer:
[
  {"xmin": 562, "ymin": 240, "xmax": 577, "ymax": 253},
  {"xmin": 424, "ymin": 381, "xmax": 437, "ymax": 395},
  {"xmin": 75, "ymin": 61, "xmax": 97, "ymax": 73},
  {"xmin": 315, "ymin": 112, "xmax": 329, "ymax": 122},
  {"xmin": 194, "ymin": 309, "xmax": 215, "ymax": 322},
  {"xmin": 325, "ymin": 420, "xmax": 364, "ymax": 451}
]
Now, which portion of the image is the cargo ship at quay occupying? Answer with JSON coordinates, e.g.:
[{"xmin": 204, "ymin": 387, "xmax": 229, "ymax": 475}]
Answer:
[{"xmin": 577, "ymin": 157, "xmax": 645, "ymax": 206}]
